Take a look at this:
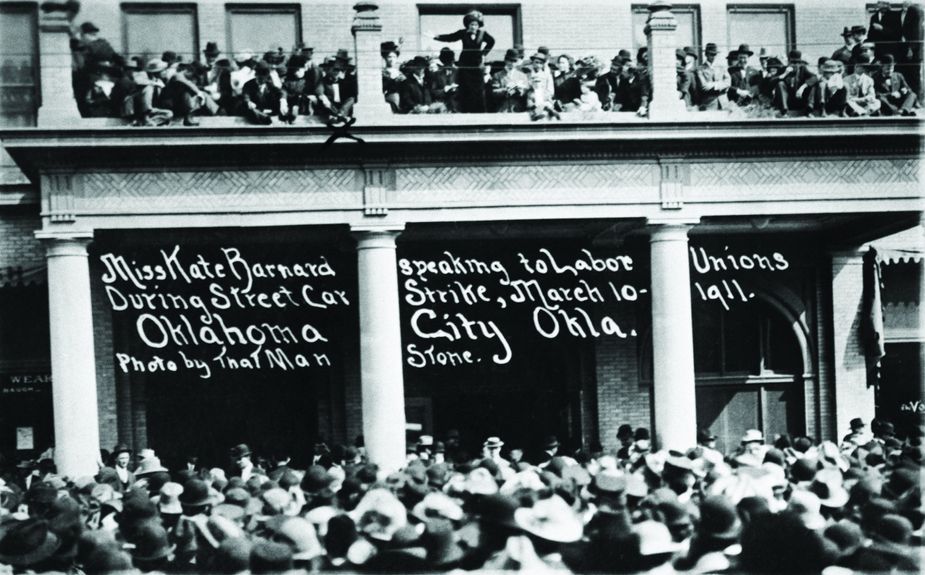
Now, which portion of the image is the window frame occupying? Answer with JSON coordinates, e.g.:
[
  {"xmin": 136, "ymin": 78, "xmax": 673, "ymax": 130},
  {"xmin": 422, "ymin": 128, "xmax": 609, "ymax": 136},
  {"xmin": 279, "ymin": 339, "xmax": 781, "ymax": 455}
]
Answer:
[
  {"xmin": 0, "ymin": 2, "xmax": 40, "ymax": 122},
  {"xmin": 631, "ymin": 3, "xmax": 701, "ymax": 52},
  {"xmin": 120, "ymin": 2, "xmax": 200, "ymax": 60},
  {"xmin": 417, "ymin": 3, "xmax": 523, "ymax": 51},
  {"xmin": 224, "ymin": 3, "xmax": 302, "ymax": 56},
  {"xmin": 726, "ymin": 4, "xmax": 796, "ymax": 55}
]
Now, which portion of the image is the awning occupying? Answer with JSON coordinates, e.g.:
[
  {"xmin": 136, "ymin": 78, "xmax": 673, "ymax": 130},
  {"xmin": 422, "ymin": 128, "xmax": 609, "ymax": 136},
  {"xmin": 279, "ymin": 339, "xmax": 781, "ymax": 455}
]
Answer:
[{"xmin": 872, "ymin": 226, "xmax": 925, "ymax": 266}]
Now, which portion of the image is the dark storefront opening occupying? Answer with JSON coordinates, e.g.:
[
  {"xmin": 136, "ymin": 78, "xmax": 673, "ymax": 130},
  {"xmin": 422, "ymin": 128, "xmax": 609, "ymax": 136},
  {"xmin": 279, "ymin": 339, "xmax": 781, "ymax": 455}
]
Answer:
[{"xmin": 95, "ymin": 228, "xmax": 358, "ymax": 469}]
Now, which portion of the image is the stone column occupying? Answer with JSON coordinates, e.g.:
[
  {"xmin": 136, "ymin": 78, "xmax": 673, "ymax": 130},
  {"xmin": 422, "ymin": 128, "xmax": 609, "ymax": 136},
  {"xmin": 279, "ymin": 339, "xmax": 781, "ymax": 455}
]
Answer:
[
  {"xmin": 648, "ymin": 221, "xmax": 698, "ymax": 451},
  {"xmin": 830, "ymin": 250, "xmax": 877, "ymax": 439},
  {"xmin": 352, "ymin": 224, "xmax": 406, "ymax": 471},
  {"xmin": 36, "ymin": 231, "xmax": 100, "ymax": 477},
  {"xmin": 37, "ymin": 7, "xmax": 81, "ymax": 125},
  {"xmin": 645, "ymin": 1, "xmax": 686, "ymax": 120},
  {"xmin": 351, "ymin": 2, "xmax": 392, "ymax": 122}
]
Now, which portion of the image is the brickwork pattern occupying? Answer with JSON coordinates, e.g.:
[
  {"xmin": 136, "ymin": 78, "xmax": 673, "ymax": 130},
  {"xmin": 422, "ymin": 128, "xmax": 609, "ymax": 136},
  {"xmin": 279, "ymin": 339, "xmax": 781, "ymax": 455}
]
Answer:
[
  {"xmin": 0, "ymin": 211, "xmax": 44, "ymax": 272},
  {"xmin": 89, "ymin": 254, "xmax": 119, "ymax": 450},
  {"xmin": 595, "ymin": 332, "xmax": 650, "ymax": 453}
]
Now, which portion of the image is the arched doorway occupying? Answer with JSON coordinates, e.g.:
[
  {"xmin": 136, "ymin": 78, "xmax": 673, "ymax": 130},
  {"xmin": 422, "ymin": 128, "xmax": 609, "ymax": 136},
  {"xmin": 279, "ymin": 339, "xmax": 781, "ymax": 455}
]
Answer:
[{"xmin": 691, "ymin": 294, "xmax": 812, "ymax": 453}]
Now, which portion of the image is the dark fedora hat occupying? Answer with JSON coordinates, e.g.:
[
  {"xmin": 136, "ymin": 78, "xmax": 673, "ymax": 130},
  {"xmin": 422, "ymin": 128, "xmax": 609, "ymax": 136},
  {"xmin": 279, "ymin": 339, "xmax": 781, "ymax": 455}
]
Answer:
[
  {"xmin": 380, "ymin": 40, "xmax": 400, "ymax": 58},
  {"xmin": 438, "ymin": 47, "xmax": 455, "ymax": 65},
  {"xmin": 229, "ymin": 444, "xmax": 251, "ymax": 460},
  {"xmin": 179, "ymin": 479, "xmax": 219, "ymax": 508},
  {"xmin": 840, "ymin": 26, "xmax": 852, "ymax": 38},
  {"xmin": 0, "ymin": 518, "xmax": 61, "ymax": 567},
  {"xmin": 698, "ymin": 496, "xmax": 741, "ymax": 541},
  {"xmin": 850, "ymin": 25, "xmax": 867, "ymax": 35},
  {"xmin": 130, "ymin": 522, "xmax": 175, "ymax": 562},
  {"xmin": 850, "ymin": 418, "xmax": 866, "ymax": 430},
  {"xmin": 788, "ymin": 49, "xmax": 807, "ymax": 64},
  {"xmin": 79, "ymin": 21, "xmax": 99, "ymax": 34},
  {"xmin": 736, "ymin": 43, "xmax": 754, "ymax": 57},
  {"xmin": 203, "ymin": 41, "xmax": 220, "ymax": 57},
  {"xmin": 503, "ymin": 48, "xmax": 520, "ymax": 63},
  {"xmin": 112, "ymin": 443, "xmax": 132, "ymax": 457},
  {"xmin": 300, "ymin": 465, "xmax": 335, "ymax": 496},
  {"xmin": 704, "ymin": 42, "xmax": 720, "ymax": 55}
]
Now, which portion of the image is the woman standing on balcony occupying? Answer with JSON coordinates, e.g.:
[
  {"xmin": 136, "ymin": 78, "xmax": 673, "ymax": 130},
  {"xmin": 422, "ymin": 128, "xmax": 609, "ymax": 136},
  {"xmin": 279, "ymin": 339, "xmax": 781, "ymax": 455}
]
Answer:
[{"xmin": 433, "ymin": 10, "xmax": 495, "ymax": 113}]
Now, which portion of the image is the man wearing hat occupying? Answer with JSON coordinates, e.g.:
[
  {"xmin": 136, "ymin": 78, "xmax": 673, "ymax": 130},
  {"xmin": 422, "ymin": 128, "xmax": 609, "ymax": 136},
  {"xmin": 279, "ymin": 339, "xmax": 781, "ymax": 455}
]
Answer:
[
  {"xmin": 399, "ymin": 56, "xmax": 438, "ymax": 114},
  {"xmin": 868, "ymin": 1, "xmax": 902, "ymax": 62},
  {"xmin": 873, "ymin": 53, "xmax": 917, "ymax": 115},
  {"xmin": 596, "ymin": 50, "xmax": 642, "ymax": 112},
  {"xmin": 228, "ymin": 444, "xmax": 263, "ymax": 480},
  {"xmin": 833, "ymin": 27, "xmax": 858, "ymax": 72},
  {"xmin": 241, "ymin": 61, "xmax": 286, "ymax": 125},
  {"xmin": 70, "ymin": 21, "xmax": 124, "ymax": 117},
  {"xmin": 132, "ymin": 59, "xmax": 174, "ymax": 126},
  {"xmin": 807, "ymin": 59, "xmax": 848, "ymax": 117},
  {"xmin": 491, "ymin": 49, "xmax": 529, "ymax": 112},
  {"xmin": 429, "ymin": 48, "xmax": 459, "ymax": 113},
  {"xmin": 728, "ymin": 44, "xmax": 760, "ymax": 105},
  {"xmin": 111, "ymin": 443, "xmax": 135, "ymax": 493},
  {"xmin": 315, "ymin": 56, "xmax": 355, "ymax": 122},
  {"xmin": 696, "ymin": 42, "xmax": 731, "ymax": 110}
]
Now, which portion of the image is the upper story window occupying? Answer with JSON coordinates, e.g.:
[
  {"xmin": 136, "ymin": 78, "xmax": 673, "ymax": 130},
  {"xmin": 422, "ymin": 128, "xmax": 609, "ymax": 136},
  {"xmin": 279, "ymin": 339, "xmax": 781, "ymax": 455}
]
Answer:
[
  {"xmin": 418, "ymin": 4, "xmax": 522, "ymax": 62},
  {"xmin": 726, "ymin": 4, "xmax": 795, "ymax": 58},
  {"xmin": 632, "ymin": 4, "xmax": 700, "ymax": 52},
  {"xmin": 0, "ymin": 3, "xmax": 38, "ymax": 127},
  {"xmin": 226, "ymin": 4, "xmax": 302, "ymax": 56},
  {"xmin": 122, "ymin": 3, "xmax": 199, "ymax": 62}
]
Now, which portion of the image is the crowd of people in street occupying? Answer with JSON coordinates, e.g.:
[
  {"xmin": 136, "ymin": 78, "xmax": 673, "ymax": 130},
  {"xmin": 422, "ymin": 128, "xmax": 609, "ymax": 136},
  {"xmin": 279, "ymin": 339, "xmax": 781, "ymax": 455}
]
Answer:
[
  {"xmin": 0, "ymin": 417, "xmax": 921, "ymax": 574},
  {"xmin": 69, "ymin": 3, "xmax": 923, "ymax": 125}
]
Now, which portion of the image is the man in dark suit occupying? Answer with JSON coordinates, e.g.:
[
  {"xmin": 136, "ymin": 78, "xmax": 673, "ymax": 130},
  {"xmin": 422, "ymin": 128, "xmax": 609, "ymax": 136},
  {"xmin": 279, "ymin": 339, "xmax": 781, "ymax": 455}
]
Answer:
[
  {"xmin": 873, "ymin": 53, "xmax": 918, "ymax": 115},
  {"xmin": 727, "ymin": 44, "xmax": 761, "ymax": 105},
  {"xmin": 398, "ymin": 56, "xmax": 436, "ymax": 113},
  {"xmin": 868, "ymin": 1, "xmax": 902, "ymax": 61},
  {"xmin": 596, "ymin": 51, "xmax": 643, "ymax": 112},
  {"xmin": 242, "ymin": 61, "xmax": 285, "ymax": 124}
]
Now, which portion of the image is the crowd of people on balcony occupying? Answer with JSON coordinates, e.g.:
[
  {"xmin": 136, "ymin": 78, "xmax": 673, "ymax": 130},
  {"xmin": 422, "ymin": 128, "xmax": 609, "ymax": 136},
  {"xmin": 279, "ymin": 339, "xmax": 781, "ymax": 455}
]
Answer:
[
  {"xmin": 0, "ymin": 418, "xmax": 921, "ymax": 573},
  {"xmin": 69, "ymin": 3, "xmax": 922, "ymax": 125}
]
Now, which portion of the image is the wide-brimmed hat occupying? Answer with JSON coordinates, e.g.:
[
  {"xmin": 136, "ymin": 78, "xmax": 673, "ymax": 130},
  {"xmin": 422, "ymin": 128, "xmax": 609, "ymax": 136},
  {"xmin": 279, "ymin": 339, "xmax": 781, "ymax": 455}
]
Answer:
[
  {"xmin": 810, "ymin": 476, "xmax": 850, "ymax": 509},
  {"xmin": 157, "ymin": 482, "xmax": 183, "ymax": 515},
  {"xmin": 438, "ymin": 47, "xmax": 455, "ymax": 66},
  {"xmin": 736, "ymin": 43, "xmax": 754, "ymax": 57},
  {"xmin": 0, "ymin": 519, "xmax": 61, "ymax": 567},
  {"xmin": 741, "ymin": 429, "xmax": 765, "ymax": 444},
  {"xmin": 134, "ymin": 456, "xmax": 168, "ymax": 478},
  {"xmin": 704, "ymin": 42, "xmax": 719, "ymax": 55},
  {"xmin": 635, "ymin": 520, "xmax": 684, "ymax": 556},
  {"xmin": 840, "ymin": 26, "xmax": 852, "ymax": 38},
  {"xmin": 273, "ymin": 517, "xmax": 323, "ymax": 561},
  {"xmin": 530, "ymin": 52, "xmax": 548, "ymax": 63},
  {"xmin": 421, "ymin": 518, "xmax": 464, "ymax": 567},
  {"xmin": 483, "ymin": 436, "xmax": 504, "ymax": 449},
  {"xmin": 788, "ymin": 490, "xmax": 826, "ymax": 530},
  {"xmin": 698, "ymin": 496, "xmax": 742, "ymax": 540},
  {"xmin": 380, "ymin": 40, "xmax": 400, "ymax": 58},
  {"xmin": 130, "ymin": 522, "xmax": 175, "ymax": 562},
  {"xmin": 300, "ymin": 465, "xmax": 335, "ymax": 497},
  {"xmin": 145, "ymin": 59, "xmax": 167, "ymax": 74},
  {"xmin": 233, "ymin": 51, "xmax": 255, "ymax": 64},
  {"xmin": 203, "ymin": 41, "xmax": 220, "ymax": 57},
  {"xmin": 584, "ymin": 468, "xmax": 627, "ymax": 499},
  {"xmin": 462, "ymin": 9, "xmax": 484, "ymax": 28},
  {"xmin": 514, "ymin": 495, "xmax": 583, "ymax": 543},
  {"xmin": 850, "ymin": 25, "xmax": 867, "ymax": 35},
  {"xmin": 350, "ymin": 488, "xmax": 407, "ymax": 542},
  {"xmin": 502, "ymin": 49, "xmax": 520, "ymax": 63},
  {"xmin": 787, "ymin": 49, "xmax": 807, "ymax": 64},
  {"xmin": 112, "ymin": 443, "xmax": 132, "ymax": 457},
  {"xmin": 179, "ymin": 479, "xmax": 219, "ymax": 508},
  {"xmin": 79, "ymin": 21, "xmax": 99, "ymax": 34}
]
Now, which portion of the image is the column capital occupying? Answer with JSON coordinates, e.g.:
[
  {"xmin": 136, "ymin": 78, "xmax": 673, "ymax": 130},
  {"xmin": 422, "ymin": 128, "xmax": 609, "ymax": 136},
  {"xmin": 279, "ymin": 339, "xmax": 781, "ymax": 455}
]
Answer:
[
  {"xmin": 35, "ymin": 230, "xmax": 94, "ymax": 255},
  {"xmin": 351, "ymin": 223, "xmax": 405, "ymax": 246},
  {"xmin": 646, "ymin": 217, "xmax": 700, "ymax": 240}
]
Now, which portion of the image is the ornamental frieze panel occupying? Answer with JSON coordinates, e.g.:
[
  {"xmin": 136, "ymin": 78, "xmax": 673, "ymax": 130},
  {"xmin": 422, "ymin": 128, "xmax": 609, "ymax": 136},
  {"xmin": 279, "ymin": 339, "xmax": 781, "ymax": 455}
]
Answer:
[
  {"xmin": 393, "ymin": 163, "xmax": 658, "ymax": 205},
  {"xmin": 690, "ymin": 158, "xmax": 919, "ymax": 187},
  {"xmin": 79, "ymin": 169, "xmax": 360, "ymax": 212}
]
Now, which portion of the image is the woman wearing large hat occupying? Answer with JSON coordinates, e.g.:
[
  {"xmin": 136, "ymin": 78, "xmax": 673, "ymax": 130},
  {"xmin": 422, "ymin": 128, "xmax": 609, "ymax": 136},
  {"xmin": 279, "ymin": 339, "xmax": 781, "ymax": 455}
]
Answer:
[{"xmin": 433, "ymin": 10, "xmax": 495, "ymax": 112}]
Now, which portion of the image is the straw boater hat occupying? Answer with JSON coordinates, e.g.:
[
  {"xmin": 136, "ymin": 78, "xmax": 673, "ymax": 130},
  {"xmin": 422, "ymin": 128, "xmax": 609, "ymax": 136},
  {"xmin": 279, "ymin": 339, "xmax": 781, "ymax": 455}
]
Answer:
[
  {"xmin": 513, "ymin": 495, "xmax": 583, "ymax": 543},
  {"xmin": 483, "ymin": 436, "xmax": 504, "ymax": 449}
]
